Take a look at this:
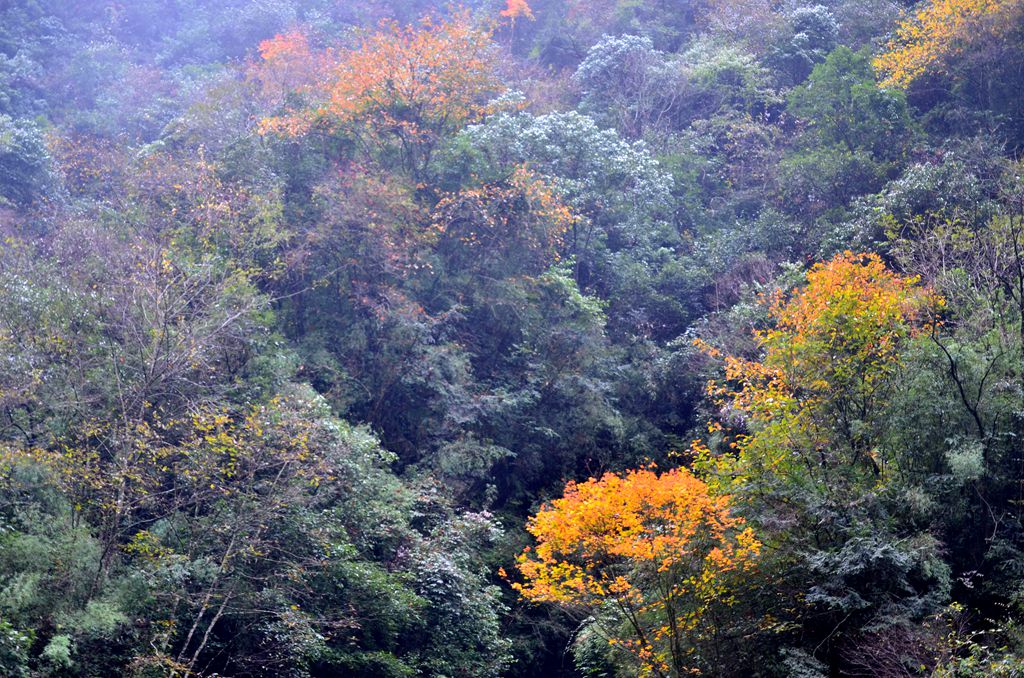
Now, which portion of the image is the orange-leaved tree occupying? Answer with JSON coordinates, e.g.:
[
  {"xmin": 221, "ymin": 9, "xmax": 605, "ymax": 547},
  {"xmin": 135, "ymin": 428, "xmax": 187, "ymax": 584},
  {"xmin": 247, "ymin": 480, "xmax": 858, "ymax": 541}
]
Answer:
[
  {"xmin": 874, "ymin": 0, "xmax": 1024, "ymax": 88},
  {"xmin": 258, "ymin": 13, "xmax": 505, "ymax": 177},
  {"xmin": 249, "ymin": 29, "xmax": 325, "ymax": 112},
  {"xmin": 499, "ymin": 0, "xmax": 535, "ymax": 46},
  {"xmin": 510, "ymin": 466, "xmax": 760, "ymax": 677},
  {"xmin": 695, "ymin": 252, "xmax": 941, "ymax": 491},
  {"xmin": 500, "ymin": 0, "xmax": 535, "ymax": 21}
]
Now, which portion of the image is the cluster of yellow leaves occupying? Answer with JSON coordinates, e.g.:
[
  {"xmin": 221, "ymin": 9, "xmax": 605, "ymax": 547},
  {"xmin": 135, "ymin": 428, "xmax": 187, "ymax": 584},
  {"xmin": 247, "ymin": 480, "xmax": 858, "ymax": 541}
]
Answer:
[
  {"xmin": 259, "ymin": 13, "xmax": 504, "ymax": 143},
  {"xmin": 132, "ymin": 150, "xmax": 285, "ymax": 269},
  {"xmin": 511, "ymin": 466, "xmax": 759, "ymax": 675},
  {"xmin": 0, "ymin": 397, "xmax": 332, "ymax": 536},
  {"xmin": 696, "ymin": 252, "xmax": 941, "ymax": 487},
  {"xmin": 874, "ymin": 0, "xmax": 1024, "ymax": 88},
  {"xmin": 175, "ymin": 399, "xmax": 329, "ymax": 495}
]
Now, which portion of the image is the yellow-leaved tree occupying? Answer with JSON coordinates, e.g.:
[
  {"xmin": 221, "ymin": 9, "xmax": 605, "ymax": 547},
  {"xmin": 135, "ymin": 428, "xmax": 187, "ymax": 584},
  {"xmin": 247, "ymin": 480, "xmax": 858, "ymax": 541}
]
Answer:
[
  {"xmin": 510, "ymin": 466, "xmax": 760, "ymax": 677},
  {"xmin": 874, "ymin": 0, "xmax": 1024, "ymax": 88},
  {"xmin": 695, "ymin": 251, "xmax": 941, "ymax": 493}
]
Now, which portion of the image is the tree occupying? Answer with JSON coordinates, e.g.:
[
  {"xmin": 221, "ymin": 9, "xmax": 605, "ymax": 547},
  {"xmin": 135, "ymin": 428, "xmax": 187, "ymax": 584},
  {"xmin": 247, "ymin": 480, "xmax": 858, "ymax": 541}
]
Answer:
[
  {"xmin": 0, "ymin": 115, "xmax": 50, "ymax": 207},
  {"xmin": 455, "ymin": 110, "xmax": 687, "ymax": 338},
  {"xmin": 259, "ymin": 13, "xmax": 505, "ymax": 177},
  {"xmin": 500, "ymin": 0, "xmax": 534, "ymax": 22},
  {"xmin": 874, "ymin": 0, "xmax": 1024, "ymax": 89},
  {"xmin": 887, "ymin": 178, "xmax": 1024, "ymax": 602},
  {"xmin": 0, "ymin": 386, "xmax": 512, "ymax": 678},
  {"xmin": 433, "ymin": 166, "xmax": 574, "ymax": 277},
  {"xmin": 771, "ymin": 5, "xmax": 839, "ymax": 84},
  {"xmin": 693, "ymin": 252, "xmax": 950, "ymax": 672},
  {"xmin": 698, "ymin": 251, "xmax": 939, "ymax": 486},
  {"xmin": 700, "ymin": 0, "xmax": 785, "ymax": 51},
  {"xmin": 572, "ymin": 34, "xmax": 684, "ymax": 138},
  {"xmin": 249, "ymin": 29, "xmax": 324, "ymax": 112},
  {"xmin": 511, "ymin": 466, "xmax": 760, "ymax": 677},
  {"xmin": 558, "ymin": 0, "xmax": 699, "ymax": 52},
  {"xmin": 788, "ymin": 47, "xmax": 913, "ymax": 162},
  {"xmin": 780, "ymin": 47, "xmax": 914, "ymax": 217}
]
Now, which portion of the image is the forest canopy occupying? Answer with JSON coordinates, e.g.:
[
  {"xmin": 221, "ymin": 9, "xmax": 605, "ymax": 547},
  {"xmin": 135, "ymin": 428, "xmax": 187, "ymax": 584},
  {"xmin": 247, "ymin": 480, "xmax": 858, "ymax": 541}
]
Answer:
[{"xmin": 2, "ymin": 0, "xmax": 1024, "ymax": 676}]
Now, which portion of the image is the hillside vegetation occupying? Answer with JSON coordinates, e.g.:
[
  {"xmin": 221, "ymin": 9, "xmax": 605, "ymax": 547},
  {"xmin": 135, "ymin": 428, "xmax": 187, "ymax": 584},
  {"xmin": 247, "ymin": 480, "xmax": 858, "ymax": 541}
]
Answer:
[{"xmin": 2, "ymin": 0, "xmax": 1024, "ymax": 675}]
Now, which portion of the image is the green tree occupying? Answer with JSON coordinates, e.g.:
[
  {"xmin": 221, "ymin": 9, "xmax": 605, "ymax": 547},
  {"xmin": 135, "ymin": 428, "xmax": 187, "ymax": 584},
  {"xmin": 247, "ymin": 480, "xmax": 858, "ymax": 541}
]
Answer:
[
  {"xmin": 779, "ymin": 47, "xmax": 915, "ymax": 218},
  {"xmin": 0, "ymin": 115, "xmax": 50, "ymax": 207}
]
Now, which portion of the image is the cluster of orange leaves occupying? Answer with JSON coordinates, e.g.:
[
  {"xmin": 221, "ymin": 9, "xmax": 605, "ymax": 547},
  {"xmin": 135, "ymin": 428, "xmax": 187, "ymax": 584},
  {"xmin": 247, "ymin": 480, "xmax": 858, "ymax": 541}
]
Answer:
[
  {"xmin": 510, "ymin": 466, "xmax": 759, "ymax": 673},
  {"xmin": 715, "ymin": 252, "xmax": 937, "ymax": 417},
  {"xmin": 500, "ymin": 0, "xmax": 535, "ymax": 21},
  {"xmin": 258, "ymin": 13, "xmax": 503, "ymax": 141},
  {"xmin": 874, "ymin": 0, "xmax": 1024, "ymax": 88},
  {"xmin": 250, "ymin": 29, "xmax": 325, "ymax": 109}
]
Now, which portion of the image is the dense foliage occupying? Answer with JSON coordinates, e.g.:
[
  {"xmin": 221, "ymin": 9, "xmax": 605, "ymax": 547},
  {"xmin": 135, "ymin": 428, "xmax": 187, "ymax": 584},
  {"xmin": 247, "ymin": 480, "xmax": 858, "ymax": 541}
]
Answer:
[{"xmin": 2, "ymin": 0, "xmax": 1024, "ymax": 675}]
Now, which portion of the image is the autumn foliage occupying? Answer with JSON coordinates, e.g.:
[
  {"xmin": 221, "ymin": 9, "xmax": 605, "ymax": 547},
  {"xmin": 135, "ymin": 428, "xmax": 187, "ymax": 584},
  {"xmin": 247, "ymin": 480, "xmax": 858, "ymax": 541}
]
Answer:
[
  {"xmin": 511, "ymin": 466, "xmax": 760, "ymax": 676},
  {"xmin": 500, "ymin": 0, "xmax": 535, "ymax": 21},
  {"xmin": 250, "ymin": 29, "xmax": 325, "ymax": 106},
  {"xmin": 258, "ymin": 13, "xmax": 504, "ymax": 174},
  {"xmin": 874, "ymin": 0, "xmax": 1024, "ymax": 87},
  {"xmin": 696, "ymin": 252, "xmax": 940, "ymax": 484}
]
